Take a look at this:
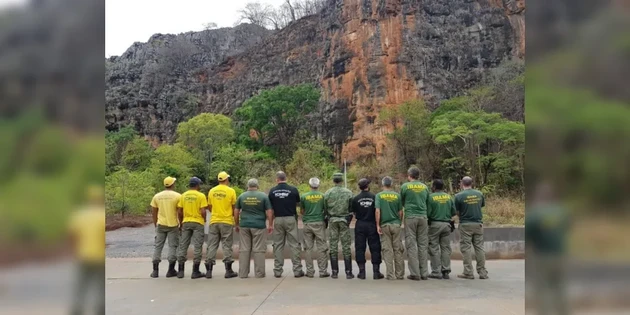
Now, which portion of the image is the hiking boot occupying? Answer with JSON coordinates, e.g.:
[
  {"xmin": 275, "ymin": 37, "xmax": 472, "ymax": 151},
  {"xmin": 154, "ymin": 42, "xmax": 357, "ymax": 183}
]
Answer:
[
  {"xmin": 205, "ymin": 263, "xmax": 213, "ymax": 279},
  {"xmin": 373, "ymin": 263, "xmax": 384, "ymax": 280},
  {"xmin": 294, "ymin": 271, "xmax": 305, "ymax": 278},
  {"xmin": 306, "ymin": 273, "xmax": 314, "ymax": 278},
  {"xmin": 165, "ymin": 262, "xmax": 177, "ymax": 278},
  {"xmin": 191, "ymin": 263, "xmax": 203, "ymax": 279},
  {"xmin": 274, "ymin": 272, "xmax": 282, "ymax": 278},
  {"xmin": 457, "ymin": 274, "xmax": 475, "ymax": 280},
  {"xmin": 479, "ymin": 274, "xmax": 489, "ymax": 280},
  {"xmin": 225, "ymin": 262, "xmax": 238, "ymax": 279},
  {"xmin": 177, "ymin": 262, "xmax": 185, "ymax": 279},
  {"xmin": 344, "ymin": 257, "xmax": 354, "ymax": 279},
  {"xmin": 407, "ymin": 275, "xmax": 420, "ymax": 281},
  {"xmin": 428, "ymin": 273, "xmax": 443, "ymax": 279},
  {"xmin": 319, "ymin": 271, "xmax": 330, "ymax": 278},
  {"xmin": 150, "ymin": 261, "xmax": 159, "ymax": 278},
  {"xmin": 330, "ymin": 255, "xmax": 339, "ymax": 279},
  {"xmin": 420, "ymin": 275, "xmax": 428, "ymax": 280},
  {"xmin": 357, "ymin": 263, "xmax": 366, "ymax": 280}
]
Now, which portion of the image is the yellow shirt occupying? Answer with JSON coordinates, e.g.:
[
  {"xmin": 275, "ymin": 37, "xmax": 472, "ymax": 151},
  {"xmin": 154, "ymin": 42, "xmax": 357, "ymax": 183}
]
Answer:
[
  {"xmin": 178, "ymin": 190, "xmax": 208, "ymax": 225},
  {"xmin": 150, "ymin": 190, "xmax": 181, "ymax": 227},
  {"xmin": 69, "ymin": 206, "xmax": 105, "ymax": 264},
  {"xmin": 208, "ymin": 184, "xmax": 236, "ymax": 225}
]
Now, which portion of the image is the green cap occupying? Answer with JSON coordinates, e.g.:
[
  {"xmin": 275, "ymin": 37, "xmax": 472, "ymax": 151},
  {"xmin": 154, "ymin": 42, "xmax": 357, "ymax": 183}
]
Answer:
[{"xmin": 332, "ymin": 173, "xmax": 344, "ymax": 179}]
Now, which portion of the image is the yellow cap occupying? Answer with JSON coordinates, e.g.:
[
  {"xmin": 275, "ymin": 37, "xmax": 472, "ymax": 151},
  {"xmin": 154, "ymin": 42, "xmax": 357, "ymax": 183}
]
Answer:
[
  {"xmin": 163, "ymin": 176, "xmax": 176, "ymax": 187},
  {"xmin": 217, "ymin": 171, "xmax": 230, "ymax": 181}
]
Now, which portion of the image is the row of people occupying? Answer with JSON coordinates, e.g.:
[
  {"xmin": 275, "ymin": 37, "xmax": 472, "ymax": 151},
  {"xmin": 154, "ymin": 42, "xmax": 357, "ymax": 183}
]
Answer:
[{"xmin": 149, "ymin": 167, "xmax": 487, "ymax": 280}]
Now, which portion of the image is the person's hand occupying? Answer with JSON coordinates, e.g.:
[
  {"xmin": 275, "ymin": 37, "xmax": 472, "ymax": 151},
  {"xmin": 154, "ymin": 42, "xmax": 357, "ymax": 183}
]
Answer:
[
  {"xmin": 235, "ymin": 226, "xmax": 240, "ymax": 233},
  {"xmin": 267, "ymin": 226, "xmax": 273, "ymax": 234},
  {"xmin": 377, "ymin": 225, "xmax": 382, "ymax": 235}
]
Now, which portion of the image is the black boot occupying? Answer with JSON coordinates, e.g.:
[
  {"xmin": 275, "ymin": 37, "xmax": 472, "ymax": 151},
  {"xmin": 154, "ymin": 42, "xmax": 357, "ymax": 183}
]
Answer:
[
  {"xmin": 165, "ymin": 262, "xmax": 177, "ymax": 278},
  {"xmin": 150, "ymin": 261, "xmax": 159, "ymax": 278},
  {"xmin": 442, "ymin": 270, "xmax": 450, "ymax": 279},
  {"xmin": 344, "ymin": 257, "xmax": 354, "ymax": 279},
  {"xmin": 357, "ymin": 263, "xmax": 366, "ymax": 280},
  {"xmin": 177, "ymin": 262, "xmax": 185, "ymax": 279},
  {"xmin": 373, "ymin": 263, "xmax": 384, "ymax": 280},
  {"xmin": 205, "ymin": 263, "xmax": 213, "ymax": 279},
  {"xmin": 225, "ymin": 262, "xmax": 238, "ymax": 278},
  {"xmin": 330, "ymin": 255, "xmax": 339, "ymax": 279},
  {"xmin": 191, "ymin": 262, "xmax": 203, "ymax": 279}
]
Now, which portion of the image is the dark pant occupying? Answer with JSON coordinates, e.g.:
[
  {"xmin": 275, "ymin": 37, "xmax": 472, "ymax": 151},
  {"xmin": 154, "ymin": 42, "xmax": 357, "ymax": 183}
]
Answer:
[
  {"xmin": 72, "ymin": 262, "xmax": 105, "ymax": 315},
  {"xmin": 354, "ymin": 220, "xmax": 381, "ymax": 264}
]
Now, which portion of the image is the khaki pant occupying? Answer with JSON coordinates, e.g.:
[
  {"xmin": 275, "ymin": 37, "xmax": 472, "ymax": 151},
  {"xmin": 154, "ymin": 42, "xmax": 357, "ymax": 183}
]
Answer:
[
  {"xmin": 272, "ymin": 216, "xmax": 303, "ymax": 275},
  {"xmin": 71, "ymin": 262, "xmax": 104, "ymax": 315},
  {"xmin": 380, "ymin": 224, "xmax": 404, "ymax": 280},
  {"xmin": 206, "ymin": 223, "xmax": 235, "ymax": 265},
  {"xmin": 532, "ymin": 254, "xmax": 568, "ymax": 315},
  {"xmin": 239, "ymin": 227, "xmax": 267, "ymax": 278},
  {"xmin": 177, "ymin": 222, "xmax": 204, "ymax": 263},
  {"xmin": 152, "ymin": 225, "xmax": 179, "ymax": 263},
  {"xmin": 328, "ymin": 220, "xmax": 352, "ymax": 259},
  {"xmin": 303, "ymin": 222, "xmax": 328, "ymax": 276},
  {"xmin": 459, "ymin": 222, "xmax": 487, "ymax": 277},
  {"xmin": 428, "ymin": 221, "xmax": 452, "ymax": 275},
  {"xmin": 404, "ymin": 217, "xmax": 429, "ymax": 277}
]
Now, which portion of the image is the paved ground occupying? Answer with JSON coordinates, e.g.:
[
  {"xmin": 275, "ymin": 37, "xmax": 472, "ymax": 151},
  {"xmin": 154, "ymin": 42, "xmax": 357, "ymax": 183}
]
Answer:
[{"xmin": 106, "ymin": 258, "xmax": 524, "ymax": 315}]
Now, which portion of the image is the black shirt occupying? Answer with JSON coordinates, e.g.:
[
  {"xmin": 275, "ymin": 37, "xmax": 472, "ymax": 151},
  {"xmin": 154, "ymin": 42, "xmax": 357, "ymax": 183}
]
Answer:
[
  {"xmin": 268, "ymin": 183, "xmax": 300, "ymax": 217},
  {"xmin": 351, "ymin": 191, "xmax": 376, "ymax": 223}
]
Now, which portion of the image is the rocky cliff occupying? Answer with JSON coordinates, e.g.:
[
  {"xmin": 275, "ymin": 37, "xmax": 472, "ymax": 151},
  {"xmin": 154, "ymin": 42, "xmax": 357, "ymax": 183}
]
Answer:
[{"xmin": 105, "ymin": 0, "xmax": 525, "ymax": 162}]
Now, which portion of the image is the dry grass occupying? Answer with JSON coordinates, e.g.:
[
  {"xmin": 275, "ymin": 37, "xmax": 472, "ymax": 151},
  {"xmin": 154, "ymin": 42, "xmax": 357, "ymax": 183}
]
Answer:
[
  {"xmin": 482, "ymin": 196, "xmax": 525, "ymax": 226},
  {"xmin": 569, "ymin": 217, "xmax": 630, "ymax": 262},
  {"xmin": 106, "ymin": 214, "xmax": 153, "ymax": 231}
]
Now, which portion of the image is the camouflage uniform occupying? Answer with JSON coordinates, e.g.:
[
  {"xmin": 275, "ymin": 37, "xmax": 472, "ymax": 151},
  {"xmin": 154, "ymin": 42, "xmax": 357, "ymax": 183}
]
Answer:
[{"xmin": 324, "ymin": 175, "xmax": 354, "ymax": 278}]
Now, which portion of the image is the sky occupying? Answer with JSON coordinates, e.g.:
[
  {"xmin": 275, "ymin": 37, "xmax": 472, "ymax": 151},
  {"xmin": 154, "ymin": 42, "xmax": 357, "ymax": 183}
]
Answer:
[{"xmin": 106, "ymin": 0, "xmax": 286, "ymax": 57}]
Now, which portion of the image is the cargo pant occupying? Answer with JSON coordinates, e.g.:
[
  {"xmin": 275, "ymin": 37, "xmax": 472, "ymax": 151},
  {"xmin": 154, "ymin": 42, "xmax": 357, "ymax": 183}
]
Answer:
[
  {"xmin": 459, "ymin": 222, "xmax": 487, "ymax": 277},
  {"xmin": 381, "ymin": 224, "xmax": 404, "ymax": 280},
  {"xmin": 239, "ymin": 227, "xmax": 267, "ymax": 278},
  {"xmin": 303, "ymin": 222, "xmax": 329, "ymax": 276},
  {"xmin": 206, "ymin": 223, "xmax": 235, "ymax": 265},
  {"xmin": 177, "ymin": 222, "xmax": 205, "ymax": 263},
  {"xmin": 71, "ymin": 262, "xmax": 105, "ymax": 315},
  {"xmin": 404, "ymin": 217, "xmax": 429, "ymax": 277},
  {"xmin": 355, "ymin": 220, "xmax": 381, "ymax": 264},
  {"xmin": 272, "ymin": 216, "xmax": 304, "ymax": 275},
  {"xmin": 328, "ymin": 219, "xmax": 352, "ymax": 260},
  {"xmin": 152, "ymin": 224, "xmax": 179, "ymax": 263},
  {"xmin": 428, "ymin": 221, "xmax": 452, "ymax": 275}
]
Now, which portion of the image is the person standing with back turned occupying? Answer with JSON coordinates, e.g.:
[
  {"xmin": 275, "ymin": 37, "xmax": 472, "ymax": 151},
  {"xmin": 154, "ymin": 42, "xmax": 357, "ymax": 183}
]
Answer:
[
  {"xmin": 268, "ymin": 171, "xmax": 305, "ymax": 278},
  {"xmin": 375, "ymin": 176, "xmax": 404, "ymax": 280},
  {"xmin": 300, "ymin": 177, "xmax": 330, "ymax": 278},
  {"xmin": 205, "ymin": 171, "xmax": 238, "ymax": 279},
  {"xmin": 149, "ymin": 176, "xmax": 181, "ymax": 278},
  {"xmin": 176, "ymin": 177, "xmax": 208, "ymax": 279},
  {"xmin": 324, "ymin": 172, "xmax": 355, "ymax": 279},
  {"xmin": 427, "ymin": 179, "xmax": 456, "ymax": 279},
  {"xmin": 351, "ymin": 178, "xmax": 384, "ymax": 280},
  {"xmin": 400, "ymin": 166, "xmax": 431, "ymax": 281},
  {"xmin": 455, "ymin": 176, "xmax": 489, "ymax": 280}
]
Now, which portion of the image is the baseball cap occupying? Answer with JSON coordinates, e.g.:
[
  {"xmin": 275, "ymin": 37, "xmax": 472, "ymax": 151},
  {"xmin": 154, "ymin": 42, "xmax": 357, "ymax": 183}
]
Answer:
[
  {"xmin": 217, "ymin": 171, "xmax": 230, "ymax": 181},
  {"xmin": 332, "ymin": 172, "xmax": 344, "ymax": 180},
  {"xmin": 163, "ymin": 176, "xmax": 176, "ymax": 187},
  {"xmin": 189, "ymin": 177, "xmax": 202, "ymax": 186}
]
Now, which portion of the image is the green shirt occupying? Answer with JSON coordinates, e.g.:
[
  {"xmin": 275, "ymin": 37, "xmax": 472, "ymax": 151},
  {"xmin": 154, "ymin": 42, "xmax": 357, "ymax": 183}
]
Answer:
[
  {"xmin": 375, "ymin": 190, "xmax": 402, "ymax": 226},
  {"xmin": 236, "ymin": 190, "xmax": 271, "ymax": 229},
  {"xmin": 525, "ymin": 204, "xmax": 570, "ymax": 254},
  {"xmin": 324, "ymin": 185, "xmax": 353, "ymax": 223},
  {"xmin": 300, "ymin": 190, "xmax": 325, "ymax": 223},
  {"xmin": 400, "ymin": 181, "xmax": 430, "ymax": 218},
  {"xmin": 428, "ymin": 192, "xmax": 456, "ymax": 221},
  {"xmin": 454, "ymin": 189, "xmax": 485, "ymax": 223}
]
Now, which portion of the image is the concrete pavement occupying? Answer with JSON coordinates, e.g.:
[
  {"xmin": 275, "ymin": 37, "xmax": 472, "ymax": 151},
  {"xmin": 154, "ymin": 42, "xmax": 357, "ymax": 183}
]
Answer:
[{"xmin": 106, "ymin": 258, "xmax": 524, "ymax": 315}]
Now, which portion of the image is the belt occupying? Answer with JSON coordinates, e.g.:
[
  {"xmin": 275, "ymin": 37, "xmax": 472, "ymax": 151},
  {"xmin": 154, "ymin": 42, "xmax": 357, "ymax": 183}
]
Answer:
[{"xmin": 430, "ymin": 220, "xmax": 451, "ymax": 223}]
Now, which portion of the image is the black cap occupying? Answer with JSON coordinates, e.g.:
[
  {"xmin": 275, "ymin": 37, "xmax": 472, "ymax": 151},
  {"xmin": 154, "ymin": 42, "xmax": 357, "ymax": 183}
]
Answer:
[
  {"xmin": 358, "ymin": 178, "xmax": 370, "ymax": 190},
  {"xmin": 189, "ymin": 177, "xmax": 202, "ymax": 187}
]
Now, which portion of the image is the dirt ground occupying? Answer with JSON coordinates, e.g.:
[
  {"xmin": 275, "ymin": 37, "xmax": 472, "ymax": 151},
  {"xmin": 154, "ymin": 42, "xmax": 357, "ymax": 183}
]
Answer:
[{"xmin": 106, "ymin": 214, "xmax": 153, "ymax": 231}]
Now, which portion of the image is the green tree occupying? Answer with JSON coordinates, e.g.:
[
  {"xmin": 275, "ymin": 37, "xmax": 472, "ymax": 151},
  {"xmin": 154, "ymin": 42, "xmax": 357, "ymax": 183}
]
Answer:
[
  {"xmin": 106, "ymin": 126, "xmax": 137, "ymax": 174},
  {"xmin": 106, "ymin": 169, "xmax": 155, "ymax": 216},
  {"xmin": 234, "ymin": 84, "xmax": 319, "ymax": 163},
  {"xmin": 121, "ymin": 137, "xmax": 154, "ymax": 171},
  {"xmin": 146, "ymin": 144, "xmax": 201, "ymax": 193},
  {"xmin": 285, "ymin": 140, "xmax": 337, "ymax": 185}
]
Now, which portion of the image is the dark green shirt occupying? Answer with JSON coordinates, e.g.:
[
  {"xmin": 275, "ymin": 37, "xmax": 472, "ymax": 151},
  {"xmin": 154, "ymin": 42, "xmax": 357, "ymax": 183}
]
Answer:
[
  {"xmin": 400, "ymin": 181, "xmax": 430, "ymax": 218},
  {"xmin": 525, "ymin": 204, "xmax": 570, "ymax": 254},
  {"xmin": 236, "ymin": 190, "xmax": 271, "ymax": 229},
  {"xmin": 300, "ymin": 190, "xmax": 325, "ymax": 223},
  {"xmin": 454, "ymin": 189, "xmax": 485, "ymax": 223},
  {"xmin": 428, "ymin": 192, "xmax": 456, "ymax": 221},
  {"xmin": 375, "ymin": 190, "xmax": 402, "ymax": 226}
]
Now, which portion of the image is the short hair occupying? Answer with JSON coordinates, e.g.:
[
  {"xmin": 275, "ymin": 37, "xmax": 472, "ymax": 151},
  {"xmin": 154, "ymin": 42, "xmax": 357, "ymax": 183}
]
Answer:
[
  {"xmin": 276, "ymin": 171, "xmax": 287, "ymax": 181},
  {"xmin": 432, "ymin": 179, "xmax": 445, "ymax": 190},
  {"xmin": 462, "ymin": 176, "xmax": 473, "ymax": 187},
  {"xmin": 407, "ymin": 166, "xmax": 420, "ymax": 179},
  {"xmin": 333, "ymin": 177, "xmax": 343, "ymax": 184},
  {"xmin": 382, "ymin": 176, "xmax": 393, "ymax": 187},
  {"xmin": 309, "ymin": 177, "xmax": 320, "ymax": 188},
  {"xmin": 247, "ymin": 178, "xmax": 259, "ymax": 188},
  {"xmin": 358, "ymin": 178, "xmax": 370, "ymax": 190}
]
